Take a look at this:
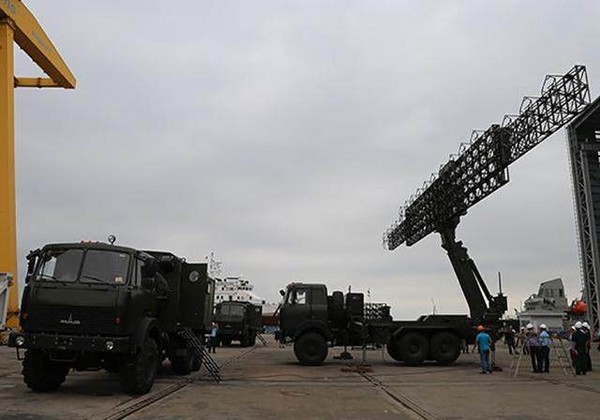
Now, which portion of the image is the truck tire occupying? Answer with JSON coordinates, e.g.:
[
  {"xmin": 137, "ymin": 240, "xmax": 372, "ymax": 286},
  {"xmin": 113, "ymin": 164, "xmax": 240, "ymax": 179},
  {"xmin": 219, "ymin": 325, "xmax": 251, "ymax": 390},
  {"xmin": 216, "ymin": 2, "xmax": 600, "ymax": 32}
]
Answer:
[
  {"xmin": 171, "ymin": 347, "xmax": 194, "ymax": 375},
  {"xmin": 430, "ymin": 331, "xmax": 460, "ymax": 365},
  {"xmin": 249, "ymin": 332, "xmax": 257, "ymax": 346},
  {"xmin": 400, "ymin": 332, "xmax": 429, "ymax": 366},
  {"xmin": 386, "ymin": 339, "xmax": 403, "ymax": 362},
  {"xmin": 22, "ymin": 350, "xmax": 69, "ymax": 392},
  {"xmin": 294, "ymin": 332, "xmax": 328, "ymax": 366},
  {"xmin": 221, "ymin": 337, "xmax": 232, "ymax": 346},
  {"xmin": 240, "ymin": 334, "xmax": 250, "ymax": 347},
  {"xmin": 120, "ymin": 337, "xmax": 158, "ymax": 394}
]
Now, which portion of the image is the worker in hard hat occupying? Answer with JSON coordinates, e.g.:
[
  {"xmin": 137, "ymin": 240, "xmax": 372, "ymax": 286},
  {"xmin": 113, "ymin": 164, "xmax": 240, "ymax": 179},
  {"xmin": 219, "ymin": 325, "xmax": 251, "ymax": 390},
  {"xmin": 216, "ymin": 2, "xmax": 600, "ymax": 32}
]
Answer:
[
  {"xmin": 525, "ymin": 323, "xmax": 541, "ymax": 373},
  {"xmin": 538, "ymin": 324, "xmax": 551, "ymax": 373},
  {"xmin": 582, "ymin": 322, "xmax": 592, "ymax": 372},
  {"xmin": 571, "ymin": 321, "xmax": 589, "ymax": 375},
  {"xmin": 516, "ymin": 327, "xmax": 528, "ymax": 355},
  {"xmin": 475, "ymin": 325, "xmax": 493, "ymax": 374}
]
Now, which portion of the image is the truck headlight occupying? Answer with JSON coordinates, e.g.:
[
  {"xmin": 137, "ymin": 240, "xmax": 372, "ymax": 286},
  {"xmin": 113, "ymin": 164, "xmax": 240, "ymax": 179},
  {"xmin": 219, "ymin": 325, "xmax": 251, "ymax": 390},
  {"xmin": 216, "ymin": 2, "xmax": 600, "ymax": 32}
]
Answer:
[
  {"xmin": 15, "ymin": 335, "xmax": 25, "ymax": 347},
  {"xmin": 105, "ymin": 340, "xmax": 115, "ymax": 351}
]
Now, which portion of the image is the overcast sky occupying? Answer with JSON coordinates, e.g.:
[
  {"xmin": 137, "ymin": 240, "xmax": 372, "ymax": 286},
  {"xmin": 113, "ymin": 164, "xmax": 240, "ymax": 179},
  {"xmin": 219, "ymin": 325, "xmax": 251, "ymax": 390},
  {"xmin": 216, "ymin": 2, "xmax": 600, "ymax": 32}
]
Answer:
[{"xmin": 11, "ymin": 0, "xmax": 600, "ymax": 318}]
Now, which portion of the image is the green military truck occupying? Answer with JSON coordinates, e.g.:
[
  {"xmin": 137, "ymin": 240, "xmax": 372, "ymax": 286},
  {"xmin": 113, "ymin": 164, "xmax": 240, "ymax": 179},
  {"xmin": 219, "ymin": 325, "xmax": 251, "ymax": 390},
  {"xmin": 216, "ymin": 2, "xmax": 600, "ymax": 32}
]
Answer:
[
  {"xmin": 8, "ymin": 241, "xmax": 215, "ymax": 394},
  {"xmin": 214, "ymin": 301, "xmax": 262, "ymax": 347},
  {"xmin": 279, "ymin": 282, "xmax": 478, "ymax": 366}
]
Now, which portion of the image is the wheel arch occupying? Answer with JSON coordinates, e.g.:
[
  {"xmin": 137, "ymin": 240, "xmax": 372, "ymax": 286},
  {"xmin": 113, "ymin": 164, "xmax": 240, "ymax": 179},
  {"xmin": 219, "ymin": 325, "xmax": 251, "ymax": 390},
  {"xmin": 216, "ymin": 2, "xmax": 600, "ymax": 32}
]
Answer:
[{"xmin": 293, "ymin": 320, "xmax": 332, "ymax": 342}]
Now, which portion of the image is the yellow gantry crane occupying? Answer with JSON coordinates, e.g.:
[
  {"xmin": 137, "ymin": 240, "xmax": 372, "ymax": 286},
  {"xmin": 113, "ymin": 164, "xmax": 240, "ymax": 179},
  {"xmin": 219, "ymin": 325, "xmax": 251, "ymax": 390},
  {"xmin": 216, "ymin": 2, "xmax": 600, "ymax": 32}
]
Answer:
[{"xmin": 0, "ymin": 1, "xmax": 76, "ymax": 327}]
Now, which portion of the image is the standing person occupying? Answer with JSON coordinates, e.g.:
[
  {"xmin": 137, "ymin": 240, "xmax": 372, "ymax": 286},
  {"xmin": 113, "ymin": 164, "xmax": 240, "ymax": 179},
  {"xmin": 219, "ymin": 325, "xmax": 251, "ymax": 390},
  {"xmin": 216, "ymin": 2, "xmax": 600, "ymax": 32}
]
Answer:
[
  {"xmin": 538, "ymin": 324, "xmax": 551, "ymax": 373},
  {"xmin": 475, "ymin": 325, "xmax": 493, "ymax": 374},
  {"xmin": 209, "ymin": 322, "xmax": 219, "ymax": 354},
  {"xmin": 516, "ymin": 327, "xmax": 528, "ymax": 355},
  {"xmin": 505, "ymin": 325, "xmax": 517, "ymax": 355},
  {"xmin": 582, "ymin": 322, "xmax": 592, "ymax": 372},
  {"xmin": 525, "ymin": 323, "xmax": 541, "ymax": 373},
  {"xmin": 572, "ymin": 321, "xmax": 589, "ymax": 375}
]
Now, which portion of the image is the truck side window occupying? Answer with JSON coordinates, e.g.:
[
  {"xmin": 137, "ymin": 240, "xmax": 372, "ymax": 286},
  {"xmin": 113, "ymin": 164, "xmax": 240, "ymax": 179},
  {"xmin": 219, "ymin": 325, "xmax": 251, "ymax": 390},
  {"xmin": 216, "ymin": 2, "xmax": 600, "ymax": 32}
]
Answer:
[{"xmin": 295, "ymin": 289, "xmax": 307, "ymax": 305}]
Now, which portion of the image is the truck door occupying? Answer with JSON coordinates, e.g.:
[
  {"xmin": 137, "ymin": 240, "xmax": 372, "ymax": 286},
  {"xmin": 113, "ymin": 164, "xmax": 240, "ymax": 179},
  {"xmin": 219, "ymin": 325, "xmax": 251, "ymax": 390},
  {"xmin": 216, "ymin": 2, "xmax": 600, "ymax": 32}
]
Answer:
[
  {"xmin": 280, "ymin": 285, "xmax": 310, "ymax": 334},
  {"xmin": 281, "ymin": 285, "xmax": 328, "ymax": 333},
  {"xmin": 179, "ymin": 263, "xmax": 210, "ymax": 330}
]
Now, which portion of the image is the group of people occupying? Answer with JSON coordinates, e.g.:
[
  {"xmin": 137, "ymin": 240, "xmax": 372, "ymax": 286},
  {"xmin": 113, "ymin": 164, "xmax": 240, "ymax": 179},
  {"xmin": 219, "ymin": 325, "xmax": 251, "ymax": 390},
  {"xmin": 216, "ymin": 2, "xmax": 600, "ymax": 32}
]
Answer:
[
  {"xmin": 522, "ymin": 323, "xmax": 552, "ymax": 373},
  {"xmin": 475, "ymin": 321, "xmax": 596, "ymax": 375},
  {"xmin": 568, "ymin": 321, "xmax": 593, "ymax": 375}
]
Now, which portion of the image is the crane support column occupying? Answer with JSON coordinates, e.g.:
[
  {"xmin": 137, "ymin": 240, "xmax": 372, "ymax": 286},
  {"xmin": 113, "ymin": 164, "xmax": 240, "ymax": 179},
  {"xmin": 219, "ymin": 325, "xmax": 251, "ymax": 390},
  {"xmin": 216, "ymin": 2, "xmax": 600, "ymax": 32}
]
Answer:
[
  {"xmin": 0, "ymin": 1, "xmax": 76, "ymax": 329},
  {"xmin": 437, "ymin": 217, "xmax": 507, "ymax": 325},
  {"xmin": 438, "ymin": 218, "xmax": 488, "ymax": 322},
  {"xmin": 0, "ymin": 19, "xmax": 18, "ymax": 327}
]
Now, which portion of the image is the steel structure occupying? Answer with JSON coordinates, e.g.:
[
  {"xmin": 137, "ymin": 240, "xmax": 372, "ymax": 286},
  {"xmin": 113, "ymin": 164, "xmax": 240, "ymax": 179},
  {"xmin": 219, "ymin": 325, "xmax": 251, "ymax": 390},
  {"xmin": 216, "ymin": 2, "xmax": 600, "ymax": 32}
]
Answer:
[
  {"xmin": 0, "ymin": 1, "xmax": 76, "ymax": 327},
  {"xmin": 384, "ymin": 65, "xmax": 590, "ymax": 250},
  {"xmin": 568, "ymin": 97, "xmax": 600, "ymax": 332}
]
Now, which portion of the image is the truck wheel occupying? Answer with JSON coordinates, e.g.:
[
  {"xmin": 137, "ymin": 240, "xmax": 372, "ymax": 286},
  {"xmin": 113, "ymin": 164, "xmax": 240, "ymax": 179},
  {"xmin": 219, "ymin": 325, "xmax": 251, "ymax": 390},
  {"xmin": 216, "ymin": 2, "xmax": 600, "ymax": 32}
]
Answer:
[
  {"xmin": 240, "ymin": 335, "xmax": 250, "ymax": 347},
  {"xmin": 120, "ymin": 337, "xmax": 158, "ymax": 394},
  {"xmin": 400, "ymin": 332, "xmax": 429, "ymax": 366},
  {"xmin": 294, "ymin": 332, "xmax": 328, "ymax": 366},
  {"xmin": 22, "ymin": 350, "xmax": 69, "ymax": 392},
  {"xmin": 171, "ymin": 347, "xmax": 194, "ymax": 375},
  {"xmin": 221, "ymin": 338, "xmax": 232, "ymax": 346},
  {"xmin": 430, "ymin": 331, "xmax": 460, "ymax": 365},
  {"xmin": 249, "ymin": 332, "xmax": 257, "ymax": 346},
  {"xmin": 386, "ymin": 339, "xmax": 403, "ymax": 362}
]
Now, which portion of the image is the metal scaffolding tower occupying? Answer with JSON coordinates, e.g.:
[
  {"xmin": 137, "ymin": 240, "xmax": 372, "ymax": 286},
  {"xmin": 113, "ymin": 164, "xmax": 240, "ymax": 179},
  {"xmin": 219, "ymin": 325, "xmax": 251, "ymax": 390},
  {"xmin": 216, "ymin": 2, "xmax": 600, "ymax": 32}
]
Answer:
[{"xmin": 568, "ymin": 97, "xmax": 600, "ymax": 333}]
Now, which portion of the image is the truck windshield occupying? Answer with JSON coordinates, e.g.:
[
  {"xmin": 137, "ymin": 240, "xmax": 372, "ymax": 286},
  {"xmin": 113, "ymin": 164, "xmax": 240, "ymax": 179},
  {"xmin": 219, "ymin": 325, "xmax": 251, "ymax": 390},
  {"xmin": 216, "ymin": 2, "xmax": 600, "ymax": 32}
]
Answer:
[
  {"xmin": 36, "ymin": 248, "xmax": 130, "ymax": 285},
  {"xmin": 219, "ymin": 305, "xmax": 245, "ymax": 317},
  {"xmin": 37, "ymin": 249, "xmax": 83, "ymax": 283},
  {"xmin": 80, "ymin": 250, "xmax": 130, "ymax": 285}
]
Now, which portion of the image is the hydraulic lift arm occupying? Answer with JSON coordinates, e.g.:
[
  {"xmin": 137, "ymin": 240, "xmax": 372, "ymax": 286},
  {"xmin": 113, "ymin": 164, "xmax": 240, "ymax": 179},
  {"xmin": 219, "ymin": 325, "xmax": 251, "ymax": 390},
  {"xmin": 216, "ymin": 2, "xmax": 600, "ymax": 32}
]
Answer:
[{"xmin": 437, "ymin": 217, "xmax": 507, "ymax": 325}]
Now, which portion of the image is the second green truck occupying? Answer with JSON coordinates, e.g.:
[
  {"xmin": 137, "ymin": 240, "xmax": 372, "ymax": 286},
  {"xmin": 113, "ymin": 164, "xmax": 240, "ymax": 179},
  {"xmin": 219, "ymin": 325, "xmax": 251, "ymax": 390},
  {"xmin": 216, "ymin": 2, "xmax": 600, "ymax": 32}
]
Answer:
[{"xmin": 214, "ymin": 301, "xmax": 262, "ymax": 347}]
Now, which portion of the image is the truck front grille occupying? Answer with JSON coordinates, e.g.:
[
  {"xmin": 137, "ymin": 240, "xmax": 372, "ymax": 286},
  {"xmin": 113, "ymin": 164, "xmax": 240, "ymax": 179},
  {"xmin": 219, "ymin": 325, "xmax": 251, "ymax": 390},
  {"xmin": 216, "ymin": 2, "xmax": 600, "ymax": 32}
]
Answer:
[{"xmin": 26, "ymin": 306, "xmax": 115, "ymax": 335}]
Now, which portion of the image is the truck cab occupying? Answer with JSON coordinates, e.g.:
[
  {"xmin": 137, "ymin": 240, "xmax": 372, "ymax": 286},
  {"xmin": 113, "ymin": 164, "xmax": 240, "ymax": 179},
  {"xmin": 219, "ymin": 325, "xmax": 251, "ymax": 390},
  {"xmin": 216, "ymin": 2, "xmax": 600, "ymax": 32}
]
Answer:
[
  {"xmin": 279, "ymin": 283, "xmax": 367, "ymax": 365},
  {"xmin": 9, "ymin": 242, "xmax": 214, "ymax": 394},
  {"xmin": 279, "ymin": 283, "xmax": 329, "ymax": 339}
]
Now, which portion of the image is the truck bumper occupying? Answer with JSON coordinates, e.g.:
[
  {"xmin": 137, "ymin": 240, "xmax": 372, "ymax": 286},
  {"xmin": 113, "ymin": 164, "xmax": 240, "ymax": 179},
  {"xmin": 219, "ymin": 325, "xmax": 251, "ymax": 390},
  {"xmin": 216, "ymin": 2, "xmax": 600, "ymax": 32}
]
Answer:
[
  {"xmin": 217, "ymin": 328, "xmax": 241, "ymax": 338},
  {"xmin": 8, "ymin": 332, "xmax": 135, "ymax": 354}
]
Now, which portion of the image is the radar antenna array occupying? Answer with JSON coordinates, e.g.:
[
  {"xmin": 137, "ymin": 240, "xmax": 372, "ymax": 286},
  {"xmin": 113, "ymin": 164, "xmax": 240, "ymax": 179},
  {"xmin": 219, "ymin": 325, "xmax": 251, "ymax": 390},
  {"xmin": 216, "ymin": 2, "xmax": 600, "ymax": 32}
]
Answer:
[{"xmin": 384, "ymin": 65, "xmax": 591, "ymax": 250}]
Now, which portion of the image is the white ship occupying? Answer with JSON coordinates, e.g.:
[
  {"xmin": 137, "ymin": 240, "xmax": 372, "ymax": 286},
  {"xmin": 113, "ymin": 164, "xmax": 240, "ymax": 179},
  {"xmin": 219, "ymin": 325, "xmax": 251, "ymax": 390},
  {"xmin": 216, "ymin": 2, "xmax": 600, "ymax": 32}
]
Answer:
[
  {"xmin": 214, "ymin": 276, "xmax": 266, "ymax": 305},
  {"xmin": 516, "ymin": 278, "xmax": 569, "ymax": 331},
  {"xmin": 207, "ymin": 252, "xmax": 278, "ymax": 312}
]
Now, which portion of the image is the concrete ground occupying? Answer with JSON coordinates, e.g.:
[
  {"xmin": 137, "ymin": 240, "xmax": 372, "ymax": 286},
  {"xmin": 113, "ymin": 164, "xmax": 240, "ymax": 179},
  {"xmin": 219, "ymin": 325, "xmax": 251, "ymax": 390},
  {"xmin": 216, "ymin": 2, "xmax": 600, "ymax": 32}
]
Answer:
[{"xmin": 1, "ymin": 337, "xmax": 600, "ymax": 419}]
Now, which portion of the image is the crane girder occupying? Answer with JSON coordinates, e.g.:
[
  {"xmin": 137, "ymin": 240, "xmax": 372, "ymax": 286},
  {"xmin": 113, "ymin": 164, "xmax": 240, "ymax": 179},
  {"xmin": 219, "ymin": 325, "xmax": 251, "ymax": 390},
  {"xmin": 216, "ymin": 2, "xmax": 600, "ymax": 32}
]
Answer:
[{"xmin": 0, "ymin": 1, "xmax": 76, "ymax": 88}]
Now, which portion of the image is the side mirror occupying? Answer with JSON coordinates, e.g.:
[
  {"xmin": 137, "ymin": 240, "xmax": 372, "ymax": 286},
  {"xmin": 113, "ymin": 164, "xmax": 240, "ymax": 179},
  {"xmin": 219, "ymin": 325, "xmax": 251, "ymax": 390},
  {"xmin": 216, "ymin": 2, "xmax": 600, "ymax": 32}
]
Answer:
[
  {"xmin": 25, "ymin": 258, "xmax": 36, "ymax": 284},
  {"xmin": 279, "ymin": 289, "xmax": 285, "ymax": 297},
  {"xmin": 24, "ymin": 249, "xmax": 40, "ymax": 284}
]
